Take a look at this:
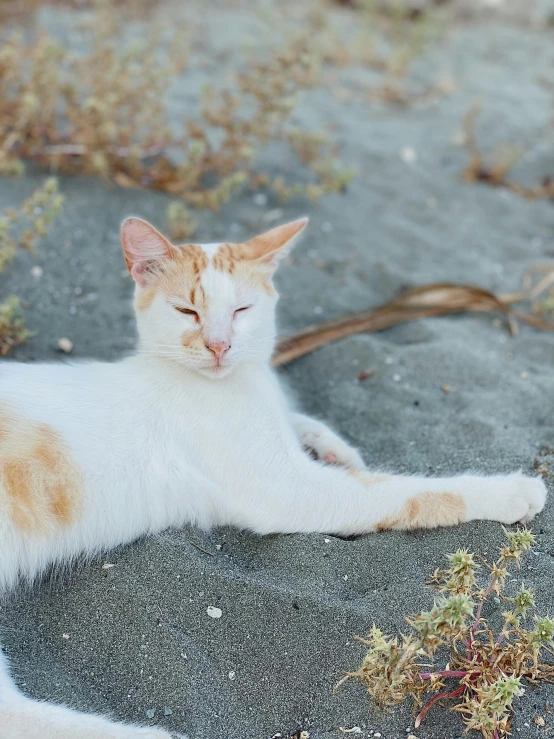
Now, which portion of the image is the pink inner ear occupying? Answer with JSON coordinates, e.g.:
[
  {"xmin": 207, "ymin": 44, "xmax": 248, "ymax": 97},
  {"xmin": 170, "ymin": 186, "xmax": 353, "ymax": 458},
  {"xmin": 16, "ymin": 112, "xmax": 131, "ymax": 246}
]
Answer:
[
  {"xmin": 130, "ymin": 261, "xmax": 155, "ymax": 287},
  {"xmin": 121, "ymin": 217, "xmax": 174, "ymax": 280},
  {"xmin": 244, "ymin": 218, "xmax": 308, "ymax": 263}
]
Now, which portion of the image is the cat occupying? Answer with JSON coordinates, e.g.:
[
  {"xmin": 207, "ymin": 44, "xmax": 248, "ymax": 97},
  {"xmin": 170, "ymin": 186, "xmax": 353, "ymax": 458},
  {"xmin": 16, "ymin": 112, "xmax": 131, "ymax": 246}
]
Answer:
[{"xmin": 0, "ymin": 216, "xmax": 547, "ymax": 739}]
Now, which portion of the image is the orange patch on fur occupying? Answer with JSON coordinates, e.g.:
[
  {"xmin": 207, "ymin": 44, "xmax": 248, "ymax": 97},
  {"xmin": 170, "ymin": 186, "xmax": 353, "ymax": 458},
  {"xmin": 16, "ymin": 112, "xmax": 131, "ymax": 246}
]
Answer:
[
  {"xmin": 375, "ymin": 492, "xmax": 466, "ymax": 532},
  {"xmin": 349, "ymin": 470, "xmax": 391, "ymax": 485},
  {"xmin": 180, "ymin": 328, "xmax": 202, "ymax": 348},
  {"xmin": 135, "ymin": 287, "xmax": 158, "ymax": 311},
  {"xmin": 0, "ymin": 406, "xmax": 83, "ymax": 534}
]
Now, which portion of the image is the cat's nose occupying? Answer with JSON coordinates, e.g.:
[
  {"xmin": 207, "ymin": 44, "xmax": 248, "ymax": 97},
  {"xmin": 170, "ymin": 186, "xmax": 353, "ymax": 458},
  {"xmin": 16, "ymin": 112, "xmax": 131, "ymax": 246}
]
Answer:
[{"xmin": 206, "ymin": 341, "xmax": 231, "ymax": 361}]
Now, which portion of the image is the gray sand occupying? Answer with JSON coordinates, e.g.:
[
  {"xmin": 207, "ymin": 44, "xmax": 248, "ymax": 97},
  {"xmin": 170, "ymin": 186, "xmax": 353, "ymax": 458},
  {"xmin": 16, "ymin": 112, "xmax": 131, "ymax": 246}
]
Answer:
[{"xmin": 1, "ymin": 3, "xmax": 554, "ymax": 738}]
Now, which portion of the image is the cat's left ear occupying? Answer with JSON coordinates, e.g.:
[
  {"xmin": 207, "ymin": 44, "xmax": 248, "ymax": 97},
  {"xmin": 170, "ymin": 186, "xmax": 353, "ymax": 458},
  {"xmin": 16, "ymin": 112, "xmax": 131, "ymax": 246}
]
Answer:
[{"xmin": 243, "ymin": 218, "xmax": 308, "ymax": 271}]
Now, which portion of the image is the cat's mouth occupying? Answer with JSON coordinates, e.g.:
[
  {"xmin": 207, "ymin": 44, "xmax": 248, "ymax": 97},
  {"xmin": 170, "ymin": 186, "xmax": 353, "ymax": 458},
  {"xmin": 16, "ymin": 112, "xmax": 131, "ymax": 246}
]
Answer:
[{"xmin": 200, "ymin": 360, "xmax": 233, "ymax": 377}]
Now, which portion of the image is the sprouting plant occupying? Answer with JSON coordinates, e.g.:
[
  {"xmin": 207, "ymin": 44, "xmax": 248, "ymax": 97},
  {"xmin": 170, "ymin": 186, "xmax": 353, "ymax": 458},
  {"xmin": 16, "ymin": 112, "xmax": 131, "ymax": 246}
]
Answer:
[
  {"xmin": 337, "ymin": 528, "xmax": 554, "ymax": 738},
  {"xmin": 0, "ymin": 177, "xmax": 64, "ymax": 354},
  {"xmin": 166, "ymin": 202, "xmax": 197, "ymax": 241},
  {"xmin": 0, "ymin": 296, "xmax": 30, "ymax": 356},
  {"xmin": 0, "ymin": 177, "xmax": 64, "ymax": 270}
]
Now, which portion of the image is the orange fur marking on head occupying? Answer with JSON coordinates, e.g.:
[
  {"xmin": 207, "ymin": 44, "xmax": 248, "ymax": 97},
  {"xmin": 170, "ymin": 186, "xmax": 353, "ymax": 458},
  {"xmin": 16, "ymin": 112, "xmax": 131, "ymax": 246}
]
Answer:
[
  {"xmin": 213, "ymin": 242, "xmax": 277, "ymax": 296},
  {"xmin": 375, "ymin": 492, "xmax": 466, "ymax": 532},
  {"xmin": 154, "ymin": 244, "xmax": 209, "ymax": 310},
  {"xmin": 212, "ymin": 243, "xmax": 238, "ymax": 274},
  {"xmin": 0, "ymin": 406, "xmax": 83, "ymax": 534},
  {"xmin": 135, "ymin": 286, "xmax": 158, "ymax": 312}
]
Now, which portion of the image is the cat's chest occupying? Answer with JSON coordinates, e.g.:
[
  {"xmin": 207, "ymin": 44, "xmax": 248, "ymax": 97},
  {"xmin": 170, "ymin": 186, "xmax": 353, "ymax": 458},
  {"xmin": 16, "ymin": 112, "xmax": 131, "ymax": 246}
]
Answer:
[{"xmin": 154, "ymin": 369, "xmax": 294, "ymax": 468}]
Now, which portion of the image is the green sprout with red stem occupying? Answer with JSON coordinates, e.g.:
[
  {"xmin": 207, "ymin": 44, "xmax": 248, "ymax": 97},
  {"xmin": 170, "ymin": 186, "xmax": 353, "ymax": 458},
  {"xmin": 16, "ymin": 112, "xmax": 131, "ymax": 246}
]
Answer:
[{"xmin": 337, "ymin": 529, "xmax": 554, "ymax": 738}]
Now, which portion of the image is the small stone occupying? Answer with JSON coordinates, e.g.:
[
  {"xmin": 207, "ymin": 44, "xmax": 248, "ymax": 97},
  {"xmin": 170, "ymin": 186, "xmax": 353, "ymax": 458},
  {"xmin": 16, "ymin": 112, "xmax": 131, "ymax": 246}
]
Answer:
[
  {"xmin": 145, "ymin": 708, "xmax": 156, "ymax": 719},
  {"xmin": 57, "ymin": 337, "xmax": 73, "ymax": 353},
  {"xmin": 399, "ymin": 146, "xmax": 417, "ymax": 164},
  {"xmin": 207, "ymin": 606, "xmax": 222, "ymax": 619},
  {"xmin": 263, "ymin": 208, "xmax": 284, "ymax": 222},
  {"xmin": 30, "ymin": 265, "xmax": 43, "ymax": 279},
  {"xmin": 102, "ymin": 563, "xmax": 115, "ymax": 569},
  {"xmin": 314, "ymin": 306, "xmax": 323, "ymax": 315},
  {"xmin": 408, "ymin": 735, "xmax": 418, "ymax": 739},
  {"xmin": 163, "ymin": 707, "xmax": 173, "ymax": 716},
  {"xmin": 357, "ymin": 367, "xmax": 376, "ymax": 382},
  {"xmin": 228, "ymin": 671, "xmax": 236, "ymax": 680},
  {"xmin": 374, "ymin": 734, "xmax": 382, "ymax": 738},
  {"xmin": 451, "ymin": 130, "xmax": 467, "ymax": 146},
  {"xmin": 534, "ymin": 717, "xmax": 545, "ymax": 726},
  {"xmin": 393, "ymin": 373, "xmax": 401, "ymax": 382},
  {"xmin": 521, "ymin": 371, "xmax": 528, "ymax": 379},
  {"xmin": 253, "ymin": 193, "xmax": 267, "ymax": 206},
  {"xmin": 62, "ymin": 633, "xmax": 70, "ymax": 640},
  {"xmin": 442, "ymin": 384, "xmax": 452, "ymax": 394}
]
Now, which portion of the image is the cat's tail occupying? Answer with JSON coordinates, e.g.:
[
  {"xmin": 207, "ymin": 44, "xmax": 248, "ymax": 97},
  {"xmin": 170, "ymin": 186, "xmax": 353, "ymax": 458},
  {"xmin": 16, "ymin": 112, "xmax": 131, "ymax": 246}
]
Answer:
[{"xmin": 0, "ymin": 643, "xmax": 179, "ymax": 739}]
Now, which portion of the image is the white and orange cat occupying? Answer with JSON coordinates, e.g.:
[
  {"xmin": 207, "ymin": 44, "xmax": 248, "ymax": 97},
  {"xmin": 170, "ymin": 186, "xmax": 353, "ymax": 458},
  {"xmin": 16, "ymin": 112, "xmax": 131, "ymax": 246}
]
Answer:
[{"xmin": 0, "ymin": 217, "xmax": 547, "ymax": 738}]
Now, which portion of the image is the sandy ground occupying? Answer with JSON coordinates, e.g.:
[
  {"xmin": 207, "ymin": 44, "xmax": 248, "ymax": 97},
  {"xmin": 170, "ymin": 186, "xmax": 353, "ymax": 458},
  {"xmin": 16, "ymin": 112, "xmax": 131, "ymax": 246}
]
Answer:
[{"xmin": 1, "ymin": 3, "xmax": 554, "ymax": 738}]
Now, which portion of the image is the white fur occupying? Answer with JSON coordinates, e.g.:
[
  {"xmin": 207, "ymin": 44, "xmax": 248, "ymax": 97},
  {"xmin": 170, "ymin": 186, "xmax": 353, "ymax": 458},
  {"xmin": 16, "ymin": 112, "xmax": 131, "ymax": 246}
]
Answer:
[{"xmin": 0, "ymin": 223, "xmax": 547, "ymax": 738}]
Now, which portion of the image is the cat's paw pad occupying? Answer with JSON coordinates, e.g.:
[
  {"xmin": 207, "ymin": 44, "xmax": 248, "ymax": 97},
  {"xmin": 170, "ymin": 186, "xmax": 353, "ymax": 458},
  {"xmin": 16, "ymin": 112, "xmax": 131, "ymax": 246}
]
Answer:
[
  {"xmin": 302, "ymin": 428, "xmax": 366, "ymax": 470},
  {"xmin": 497, "ymin": 473, "xmax": 547, "ymax": 524}
]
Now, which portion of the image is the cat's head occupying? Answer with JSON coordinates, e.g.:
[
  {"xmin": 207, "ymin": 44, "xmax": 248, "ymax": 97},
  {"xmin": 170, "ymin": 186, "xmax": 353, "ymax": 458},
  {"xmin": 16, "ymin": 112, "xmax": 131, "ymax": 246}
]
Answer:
[{"xmin": 121, "ymin": 216, "xmax": 307, "ymax": 378}]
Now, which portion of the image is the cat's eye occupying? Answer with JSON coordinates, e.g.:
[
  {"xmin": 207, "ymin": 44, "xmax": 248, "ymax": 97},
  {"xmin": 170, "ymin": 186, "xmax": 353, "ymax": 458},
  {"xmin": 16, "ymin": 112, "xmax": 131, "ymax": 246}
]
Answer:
[
  {"xmin": 234, "ymin": 305, "xmax": 252, "ymax": 316},
  {"xmin": 175, "ymin": 306, "xmax": 198, "ymax": 318}
]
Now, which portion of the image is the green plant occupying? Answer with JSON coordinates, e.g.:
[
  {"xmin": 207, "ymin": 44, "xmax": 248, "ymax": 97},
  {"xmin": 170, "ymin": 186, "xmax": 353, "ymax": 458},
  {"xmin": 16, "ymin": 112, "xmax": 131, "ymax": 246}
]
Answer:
[
  {"xmin": 338, "ymin": 528, "xmax": 554, "ymax": 738},
  {"xmin": 0, "ymin": 177, "xmax": 64, "ymax": 354},
  {"xmin": 166, "ymin": 202, "xmax": 197, "ymax": 241}
]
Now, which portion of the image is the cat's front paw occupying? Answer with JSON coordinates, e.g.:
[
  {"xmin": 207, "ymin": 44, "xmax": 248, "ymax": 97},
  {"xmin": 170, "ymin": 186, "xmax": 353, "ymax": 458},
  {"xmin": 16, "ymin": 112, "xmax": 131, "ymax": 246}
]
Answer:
[
  {"xmin": 468, "ymin": 472, "xmax": 547, "ymax": 525},
  {"xmin": 301, "ymin": 426, "xmax": 366, "ymax": 470},
  {"xmin": 509, "ymin": 473, "xmax": 547, "ymax": 524}
]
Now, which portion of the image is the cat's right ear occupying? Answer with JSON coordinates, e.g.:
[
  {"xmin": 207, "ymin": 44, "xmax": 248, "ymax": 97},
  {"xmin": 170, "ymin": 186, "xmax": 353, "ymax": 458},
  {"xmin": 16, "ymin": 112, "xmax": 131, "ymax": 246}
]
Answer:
[{"xmin": 121, "ymin": 217, "xmax": 176, "ymax": 286}]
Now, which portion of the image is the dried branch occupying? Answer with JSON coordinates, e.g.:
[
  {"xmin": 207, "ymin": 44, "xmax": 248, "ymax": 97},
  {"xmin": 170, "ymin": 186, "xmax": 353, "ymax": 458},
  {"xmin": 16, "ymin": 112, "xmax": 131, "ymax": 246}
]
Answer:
[{"xmin": 272, "ymin": 280, "xmax": 554, "ymax": 367}]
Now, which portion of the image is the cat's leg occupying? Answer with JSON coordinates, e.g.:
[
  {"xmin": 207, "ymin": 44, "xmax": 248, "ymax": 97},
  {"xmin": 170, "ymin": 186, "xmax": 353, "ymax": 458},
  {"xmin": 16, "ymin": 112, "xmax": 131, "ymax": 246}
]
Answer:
[
  {"xmin": 234, "ymin": 456, "xmax": 547, "ymax": 535},
  {"xmin": 292, "ymin": 413, "xmax": 366, "ymax": 469},
  {"xmin": 0, "ymin": 651, "xmax": 177, "ymax": 739}
]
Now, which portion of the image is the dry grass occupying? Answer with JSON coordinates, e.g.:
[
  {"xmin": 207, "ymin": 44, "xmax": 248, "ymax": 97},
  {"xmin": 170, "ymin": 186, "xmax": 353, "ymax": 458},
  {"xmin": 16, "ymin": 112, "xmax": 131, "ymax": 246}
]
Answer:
[
  {"xmin": 310, "ymin": 0, "xmax": 451, "ymax": 106},
  {"xmin": 462, "ymin": 104, "xmax": 554, "ymax": 200},
  {"xmin": 0, "ymin": 2, "xmax": 355, "ymax": 208},
  {"xmin": 338, "ymin": 529, "xmax": 554, "ymax": 738}
]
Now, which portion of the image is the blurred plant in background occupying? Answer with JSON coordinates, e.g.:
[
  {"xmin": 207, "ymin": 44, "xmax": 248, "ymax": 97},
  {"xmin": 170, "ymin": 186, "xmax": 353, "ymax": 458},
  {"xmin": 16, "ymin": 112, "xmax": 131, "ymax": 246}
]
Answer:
[{"xmin": 0, "ymin": 1, "xmax": 360, "ymax": 209}]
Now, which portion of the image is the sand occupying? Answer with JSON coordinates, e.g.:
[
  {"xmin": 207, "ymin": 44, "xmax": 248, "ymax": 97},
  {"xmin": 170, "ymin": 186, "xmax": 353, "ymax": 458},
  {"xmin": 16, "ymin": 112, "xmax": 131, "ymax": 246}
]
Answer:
[{"xmin": 1, "ymin": 2, "xmax": 554, "ymax": 738}]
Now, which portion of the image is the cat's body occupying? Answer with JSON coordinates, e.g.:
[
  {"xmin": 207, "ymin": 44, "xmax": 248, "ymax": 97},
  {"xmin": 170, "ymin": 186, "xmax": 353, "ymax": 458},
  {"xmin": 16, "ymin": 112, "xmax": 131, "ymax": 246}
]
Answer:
[{"xmin": 0, "ymin": 218, "xmax": 547, "ymax": 739}]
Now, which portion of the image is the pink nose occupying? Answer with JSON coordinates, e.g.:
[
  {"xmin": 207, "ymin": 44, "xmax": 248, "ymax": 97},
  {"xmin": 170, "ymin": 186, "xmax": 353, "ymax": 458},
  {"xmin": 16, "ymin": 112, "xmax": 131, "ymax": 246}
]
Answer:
[{"xmin": 206, "ymin": 341, "xmax": 230, "ymax": 361}]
